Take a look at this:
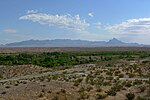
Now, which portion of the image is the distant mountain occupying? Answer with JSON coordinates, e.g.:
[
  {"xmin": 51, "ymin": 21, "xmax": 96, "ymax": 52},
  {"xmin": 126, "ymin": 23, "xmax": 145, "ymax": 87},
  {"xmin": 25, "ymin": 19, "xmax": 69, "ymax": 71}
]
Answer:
[
  {"xmin": 0, "ymin": 44, "xmax": 4, "ymax": 47},
  {"xmin": 108, "ymin": 38, "xmax": 124, "ymax": 44},
  {"xmin": 1, "ymin": 38, "xmax": 144, "ymax": 47}
]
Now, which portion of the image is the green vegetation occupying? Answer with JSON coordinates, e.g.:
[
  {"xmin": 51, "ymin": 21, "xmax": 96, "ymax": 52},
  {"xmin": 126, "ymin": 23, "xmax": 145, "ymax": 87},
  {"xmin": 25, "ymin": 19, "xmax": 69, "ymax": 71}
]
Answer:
[
  {"xmin": 0, "ymin": 52, "xmax": 96, "ymax": 67},
  {"xmin": 0, "ymin": 51, "xmax": 149, "ymax": 67},
  {"xmin": 126, "ymin": 92, "xmax": 135, "ymax": 100}
]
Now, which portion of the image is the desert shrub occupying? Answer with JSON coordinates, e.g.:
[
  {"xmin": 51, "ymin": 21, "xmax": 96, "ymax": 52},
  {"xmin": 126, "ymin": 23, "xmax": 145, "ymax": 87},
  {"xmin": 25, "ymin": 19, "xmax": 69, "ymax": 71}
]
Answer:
[
  {"xmin": 20, "ymin": 81, "xmax": 27, "ymax": 84},
  {"xmin": 51, "ymin": 75, "xmax": 59, "ymax": 80},
  {"xmin": 14, "ymin": 83, "xmax": 19, "ymax": 86},
  {"xmin": 86, "ymin": 85, "xmax": 93, "ymax": 92},
  {"xmin": 147, "ymin": 87, "xmax": 150, "ymax": 96},
  {"xmin": 125, "ymin": 81, "xmax": 132, "ymax": 87},
  {"xmin": 139, "ymin": 86, "xmax": 146, "ymax": 92},
  {"xmin": 0, "ymin": 74, "xmax": 3, "ymax": 79},
  {"xmin": 60, "ymin": 89, "xmax": 66, "ymax": 93},
  {"xmin": 74, "ymin": 78, "xmax": 83, "ymax": 86},
  {"xmin": 41, "ymin": 89, "xmax": 45, "ymax": 93},
  {"xmin": 133, "ymin": 80, "xmax": 143, "ymax": 85},
  {"xmin": 1, "ymin": 91, "xmax": 6, "ymax": 94},
  {"xmin": 128, "ymin": 73, "xmax": 135, "ymax": 78},
  {"xmin": 119, "ymin": 74, "xmax": 124, "ymax": 78},
  {"xmin": 80, "ymin": 92, "xmax": 89, "ymax": 99},
  {"xmin": 96, "ymin": 85, "xmax": 102, "ymax": 92},
  {"xmin": 103, "ymin": 81, "xmax": 111, "ymax": 86},
  {"xmin": 106, "ymin": 89, "xmax": 116, "ymax": 96},
  {"xmin": 114, "ymin": 70, "xmax": 121, "ymax": 76},
  {"xmin": 75, "ymin": 78, "xmax": 83, "ymax": 83},
  {"xmin": 126, "ymin": 92, "xmax": 135, "ymax": 100},
  {"xmin": 106, "ymin": 71, "xmax": 113, "ymax": 76},
  {"xmin": 47, "ymin": 90, "xmax": 52, "ymax": 93},
  {"xmin": 142, "ymin": 60, "xmax": 149, "ymax": 64},
  {"xmin": 96, "ymin": 93, "xmax": 107, "ymax": 99},
  {"xmin": 5, "ymin": 86, "xmax": 11, "ymax": 89},
  {"xmin": 140, "ymin": 53, "xmax": 149, "ymax": 58},
  {"xmin": 106, "ymin": 64, "xmax": 112, "ymax": 67},
  {"xmin": 111, "ymin": 84, "xmax": 123, "ymax": 92},
  {"xmin": 37, "ymin": 93, "xmax": 44, "ymax": 98},
  {"xmin": 51, "ymin": 96, "xmax": 58, "ymax": 100},
  {"xmin": 137, "ymin": 96, "xmax": 148, "ymax": 100},
  {"xmin": 74, "ymin": 82, "xmax": 79, "ymax": 87},
  {"xmin": 95, "ymin": 70, "xmax": 103, "ymax": 75},
  {"xmin": 106, "ymin": 76, "xmax": 113, "ymax": 80}
]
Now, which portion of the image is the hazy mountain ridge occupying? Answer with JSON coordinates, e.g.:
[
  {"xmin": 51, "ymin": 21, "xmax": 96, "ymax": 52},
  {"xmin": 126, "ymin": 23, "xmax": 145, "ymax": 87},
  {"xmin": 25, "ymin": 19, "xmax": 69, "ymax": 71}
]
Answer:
[{"xmin": 1, "ymin": 38, "xmax": 145, "ymax": 47}]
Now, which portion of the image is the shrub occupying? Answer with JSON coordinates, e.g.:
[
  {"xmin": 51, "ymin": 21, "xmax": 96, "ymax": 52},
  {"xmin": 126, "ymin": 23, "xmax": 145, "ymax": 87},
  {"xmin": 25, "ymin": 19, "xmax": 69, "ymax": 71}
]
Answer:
[
  {"xmin": 14, "ymin": 83, "xmax": 19, "ymax": 86},
  {"xmin": 106, "ymin": 76, "xmax": 113, "ymax": 80},
  {"xmin": 74, "ymin": 78, "xmax": 83, "ymax": 86},
  {"xmin": 74, "ymin": 82, "xmax": 79, "ymax": 87},
  {"xmin": 1, "ymin": 91, "xmax": 6, "ymax": 94},
  {"xmin": 106, "ymin": 89, "xmax": 116, "ymax": 96},
  {"xmin": 139, "ymin": 86, "xmax": 146, "ymax": 92},
  {"xmin": 112, "ymin": 84, "xmax": 123, "ymax": 92},
  {"xmin": 103, "ymin": 81, "xmax": 111, "ymax": 86},
  {"xmin": 114, "ymin": 70, "xmax": 121, "ymax": 76},
  {"xmin": 137, "ymin": 96, "xmax": 148, "ymax": 100},
  {"xmin": 80, "ymin": 92, "xmax": 89, "ymax": 99},
  {"xmin": 96, "ymin": 93, "xmax": 107, "ymax": 99},
  {"xmin": 47, "ymin": 90, "xmax": 52, "ymax": 93},
  {"xmin": 106, "ymin": 71, "xmax": 113, "ymax": 76},
  {"xmin": 0, "ymin": 74, "xmax": 3, "ymax": 79},
  {"xmin": 119, "ymin": 74, "xmax": 124, "ymax": 78},
  {"xmin": 96, "ymin": 86, "xmax": 102, "ymax": 92},
  {"xmin": 60, "ymin": 89, "xmax": 66, "ymax": 93},
  {"xmin": 125, "ymin": 81, "xmax": 132, "ymax": 87},
  {"xmin": 106, "ymin": 64, "xmax": 112, "ymax": 67},
  {"xmin": 126, "ymin": 92, "xmax": 135, "ymax": 100},
  {"xmin": 133, "ymin": 80, "xmax": 142, "ymax": 85},
  {"xmin": 128, "ymin": 73, "xmax": 135, "ymax": 78},
  {"xmin": 86, "ymin": 85, "xmax": 93, "ymax": 92},
  {"xmin": 38, "ymin": 93, "xmax": 44, "ymax": 97},
  {"xmin": 5, "ymin": 86, "xmax": 11, "ymax": 89},
  {"xmin": 51, "ymin": 96, "xmax": 58, "ymax": 100}
]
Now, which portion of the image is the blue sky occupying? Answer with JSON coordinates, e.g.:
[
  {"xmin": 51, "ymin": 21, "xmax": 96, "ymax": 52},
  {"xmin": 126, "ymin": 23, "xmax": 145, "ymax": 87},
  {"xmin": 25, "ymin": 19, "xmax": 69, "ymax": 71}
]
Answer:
[{"xmin": 1, "ymin": 0, "xmax": 150, "ymax": 44}]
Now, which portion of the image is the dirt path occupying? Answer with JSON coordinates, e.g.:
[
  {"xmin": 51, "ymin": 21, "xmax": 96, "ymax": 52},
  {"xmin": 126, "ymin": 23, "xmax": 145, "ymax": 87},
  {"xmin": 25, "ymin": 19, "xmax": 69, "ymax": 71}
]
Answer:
[
  {"xmin": 119, "ymin": 78, "xmax": 149, "ymax": 81},
  {"xmin": 0, "ymin": 71, "xmax": 56, "ymax": 83}
]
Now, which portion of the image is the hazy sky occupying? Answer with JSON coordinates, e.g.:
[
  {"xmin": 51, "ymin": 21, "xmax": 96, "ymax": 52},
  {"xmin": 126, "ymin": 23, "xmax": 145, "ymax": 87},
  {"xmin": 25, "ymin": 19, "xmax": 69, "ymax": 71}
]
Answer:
[{"xmin": 1, "ymin": 0, "xmax": 150, "ymax": 44}]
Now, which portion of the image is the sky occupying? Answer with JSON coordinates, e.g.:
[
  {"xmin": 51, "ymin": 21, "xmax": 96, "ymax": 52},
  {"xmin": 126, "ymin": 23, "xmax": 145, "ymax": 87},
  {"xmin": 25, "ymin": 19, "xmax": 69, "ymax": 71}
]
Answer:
[{"xmin": 1, "ymin": 0, "xmax": 150, "ymax": 44}]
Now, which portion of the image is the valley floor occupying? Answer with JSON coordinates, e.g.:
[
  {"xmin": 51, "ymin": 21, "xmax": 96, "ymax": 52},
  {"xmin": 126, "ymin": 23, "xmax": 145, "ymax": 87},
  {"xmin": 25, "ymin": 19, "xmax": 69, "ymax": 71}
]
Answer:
[{"xmin": 0, "ymin": 50, "xmax": 150, "ymax": 100}]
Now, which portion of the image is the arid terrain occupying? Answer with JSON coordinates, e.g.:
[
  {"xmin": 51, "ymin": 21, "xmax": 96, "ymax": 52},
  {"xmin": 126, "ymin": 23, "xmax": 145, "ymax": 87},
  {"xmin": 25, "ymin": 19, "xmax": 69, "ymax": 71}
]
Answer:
[
  {"xmin": 1, "ymin": 47, "xmax": 150, "ymax": 53},
  {"xmin": 0, "ymin": 48, "xmax": 150, "ymax": 100}
]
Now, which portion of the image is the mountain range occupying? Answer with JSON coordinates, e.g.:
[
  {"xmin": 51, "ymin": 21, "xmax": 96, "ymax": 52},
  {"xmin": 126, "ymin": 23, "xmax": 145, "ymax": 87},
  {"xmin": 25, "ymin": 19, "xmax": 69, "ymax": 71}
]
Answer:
[{"xmin": 0, "ymin": 38, "xmax": 145, "ymax": 47}]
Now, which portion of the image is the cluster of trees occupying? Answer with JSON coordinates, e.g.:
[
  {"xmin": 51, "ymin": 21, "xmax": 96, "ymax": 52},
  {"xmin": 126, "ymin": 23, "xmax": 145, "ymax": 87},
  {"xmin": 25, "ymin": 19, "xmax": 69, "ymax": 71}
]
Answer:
[
  {"xmin": 0, "ymin": 52, "xmax": 95, "ymax": 67},
  {"xmin": 0, "ymin": 51, "xmax": 149, "ymax": 67}
]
